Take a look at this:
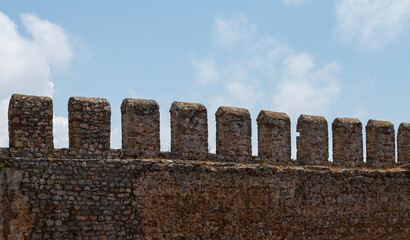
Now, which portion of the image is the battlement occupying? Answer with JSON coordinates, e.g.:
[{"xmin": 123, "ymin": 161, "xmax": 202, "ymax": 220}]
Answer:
[
  {"xmin": 3, "ymin": 93, "xmax": 410, "ymax": 167},
  {"xmin": 1, "ymin": 94, "xmax": 409, "ymax": 239}
]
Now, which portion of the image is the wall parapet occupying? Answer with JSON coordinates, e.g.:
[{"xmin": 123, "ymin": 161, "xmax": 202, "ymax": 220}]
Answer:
[{"xmin": 3, "ymin": 94, "xmax": 409, "ymax": 168}]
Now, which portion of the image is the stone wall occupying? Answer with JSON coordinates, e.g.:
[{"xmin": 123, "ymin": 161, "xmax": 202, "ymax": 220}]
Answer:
[
  {"xmin": 8, "ymin": 94, "xmax": 53, "ymax": 158},
  {"xmin": 398, "ymin": 123, "xmax": 410, "ymax": 163},
  {"xmin": 215, "ymin": 106, "xmax": 252, "ymax": 163},
  {"xmin": 170, "ymin": 101, "xmax": 208, "ymax": 160},
  {"xmin": 68, "ymin": 97, "xmax": 111, "ymax": 151},
  {"xmin": 0, "ymin": 93, "xmax": 409, "ymax": 239},
  {"xmin": 0, "ymin": 158, "xmax": 408, "ymax": 239},
  {"xmin": 366, "ymin": 120, "xmax": 395, "ymax": 168},
  {"xmin": 121, "ymin": 98, "xmax": 160, "ymax": 158},
  {"xmin": 297, "ymin": 115, "xmax": 329, "ymax": 166},
  {"xmin": 332, "ymin": 118, "xmax": 363, "ymax": 167},
  {"xmin": 5, "ymin": 94, "xmax": 409, "ymax": 167},
  {"xmin": 257, "ymin": 110, "xmax": 291, "ymax": 165}
]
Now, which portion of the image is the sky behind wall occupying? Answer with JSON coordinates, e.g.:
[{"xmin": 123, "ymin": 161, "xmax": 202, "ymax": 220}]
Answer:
[{"xmin": 0, "ymin": 0, "xmax": 409, "ymax": 159}]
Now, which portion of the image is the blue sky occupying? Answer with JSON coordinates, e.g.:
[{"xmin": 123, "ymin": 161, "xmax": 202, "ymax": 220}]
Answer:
[{"xmin": 1, "ymin": 0, "xmax": 409, "ymax": 159}]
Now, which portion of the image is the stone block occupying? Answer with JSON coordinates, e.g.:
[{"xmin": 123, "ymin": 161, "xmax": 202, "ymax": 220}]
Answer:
[
  {"xmin": 8, "ymin": 94, "xmax": 54, "ymax": 154},
  {"xmin": 297, "ymin": 114, "xmax": 328, "ymax": 165},
  {"xmin": 366, "ymin": 119, "xmax": 395, "ymax": 167},
  {"xmin": 332, "ymin": 118, "xmax": 363, "ymax": 167},
  {"xmin": 68, "ymin": 97, "xmax": 111, "ymax": 150},
  {"xmin": 257, "ymin": 110, "xmax": 291, "ymax": 164},
  {"xmin": 170, "ymin": 101, "xmax": 208, "ymax": 159},
  {"xmin": 398, "ymin": 123, "xmax": 410, "ymax": 163},
  {"xmin": 121, "ymin": 98, "xmax": 160, "ymax": 157},
  {"xmin": 216, "ymin": 106, "xmax": 251, "ymax": 162}
]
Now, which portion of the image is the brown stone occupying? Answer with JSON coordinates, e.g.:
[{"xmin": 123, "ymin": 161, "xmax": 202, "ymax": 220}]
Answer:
[
  {"xmin": 398, "ymin": 123, "xmax": 410, "ymax": 163},
  {"xmin": 121, "ymin": 98, "xmax": 160, "ymax": 157},
  {"xmin": 297, "ymin": 114, "xmax": 328, "ymax": 165},
  {"xmin": 68, "ymin": 97, "xmax": 111, "ymax": 151},
  {"xmin": 8, "ymin": 94, "xmax": 53, "ymax": 152},
  {"xmin": 332, "ymin": 118, "xmax": 363, "ymax": 167},
  {"xmin": 257, "ymin": 110, "xmax": 291, "ymax": 164},
  {"xmin": 170, "ymin": 101, "xmax": 208, "ymax": 160},
  {"xmin": 366, "ymin": 119, "xmax": 395, "ymax": 167},
  {"xmin": 216, "ymin": 106, "xmax": 251, "ymax": 162}
]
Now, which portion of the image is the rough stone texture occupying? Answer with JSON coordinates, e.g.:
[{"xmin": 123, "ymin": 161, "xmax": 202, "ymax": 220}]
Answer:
[
  {"xmin": 1, "ymin": 93, "xmax": 410, "ymax": 239},
  {"xmin": 68, "ymin": 97, "xmax": 111, "ymax": 151},
  {"xmin": 170, "ymin": 101, "xmax": 208, "ymax": 160},
  {"xmin": 257, "ymin": 110, "xmax": 291, "ymax": 164},
  {"xmin": 121, "ymin": 98, "xmax": 160, "ymax": 158},
  {"xmin": 8, "ymin": 94, "xmax": 53, "ymax": 158},
  {"xmin": 366, "ymin": 120, "xmax": 395, "ymax": 168},
  {"xmin": 0, "ymin": 168, "xmax": 35, "ymax": 240},
  {"xmin": 398, "ymin": 123, "xmax": 410, "ymax": 164},
  {"xmin": 0, "ymin": 158, "xmax": 408, "ymax": 239},
  {"xmin": 216, "ymin": 107, "xmax": 251, "ymax": 163},
  {"xmin": 297, "ymin": 114, "xmax": 329, "ymax": 166},
  {"xmin": 332, "ymin": 118, "xmax": 363, "ymax": 167}
]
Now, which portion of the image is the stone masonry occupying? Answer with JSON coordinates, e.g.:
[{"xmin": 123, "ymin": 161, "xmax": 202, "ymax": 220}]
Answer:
[
  {"xmin": 121, "ymin": 98, "xmax": 160, "ymax": 158},
  {"xmin": 0, "ymin": 94, "xmax": 409, "ymax": 239},
  {"xmin": 257, "ymin": 110, "xmax": 291, "ymax": 165},
  {"xmin": 297, "ymin": 114, "xmax": 329, "ymax": 165},
  {"xmin": 0, "ymin": 158, "xmax": 408, "ymax": 239},
  {"xmin": 170, "ymin": 101, "xmax": 208, "ymax": 160},
  {"xmin": 216, "ymin": 106, "xmax": 251, "ymax": 162},
  {"xmin": 398, "ymin": 123, "xmax": 410, "ymax": 163},
  {"xmin": 332, "ymin": 118, "xmax": 363, "ymax": 167},
  {"xmin": 68, "ymin": 97, "xmax": 111, "ymax": 151},
  {"xmin": 8, "ymin": 94, "xmax": 53, "ymax": 158},
  {"xmin": 366, "ymin": 119, "xmax": 395, "ymax": 168}
]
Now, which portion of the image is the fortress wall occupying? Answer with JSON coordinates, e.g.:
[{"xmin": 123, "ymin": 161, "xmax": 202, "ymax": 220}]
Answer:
[
  {"xmin": 170, "ymin": 101, "xmax": 208, "ymax": 160},
  {"xmin": 366, "ymin": 120, "xmax": 396, "ymax": 168},
  {"xmin": 0, "ymin": 158, "xmax": 408, "ymax": 239},
  {"xmin": 296, "ymin": 115, "xmax": 329, "ymax": 166},
  {"xmin": 5, "ymin": 94, "xmax": 410, "ymax": 167},
  {"xmin": 121, "ymin": 98, "xmax": 160, "ymax": 158},
  {"xmin": 68, "ymin": 97, "xmax": 111, "ymax": 151},
  {"xmin": 332, "ymin": 118, "xmax": 363, "ymax": 167},
  {"xmin": 8, "ymin": 94, "xmax": 53, "ymax": 158},
  {"xmin": 1, "ymin": 94, "xmax": 409, "ymax": 239},
  {"xmin": 215, "ymin": 106, "xmax": 252, "ymax": 163},
  {"xmin": 398, "ymin": 123, "xmax": 410, "ymax": 163},
  {"xmin": 257, "ymin": 110, "xmax": 291, "ymax": 165}
]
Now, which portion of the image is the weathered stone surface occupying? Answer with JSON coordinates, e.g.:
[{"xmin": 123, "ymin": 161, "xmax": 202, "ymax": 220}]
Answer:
[
  {"xmin": 257, "ymin": 110, "xmax": 291, "ymax": 164},
  {"xmin": 121, "ymin": 98, "xmax": 160, "ymax": 157},
  {"xmin": 297, "ymin": 114, "xmax": 329, "ymax": 165},
  {"xmin": 68, "ymin": 97, "xmax": 111, "ymax": 151},
  {"xmin": 0, "ymin": 168, "xmax": 35, "ymax": 240},
  {"xmin": 216, "ymin": 106, "xmax": 251, "ymax": 162},
  {"xmin": 170, "ymin": 101, "xmax": 208, "ymax": 160},
  {"xmin": 332, "ymin": 118, "xmax": 363, "ymax": 167},
  {"xmin": 8, "ymin": 94, "xmax": 53, "ymax": 157},
  {"xmin": 1, "ymin": 93, "xmax": 410, "ymax": 239},
  {"xmin": 1, "ymin": 158, "xmax": 408, "ymax": 239},
  {"xmin": 398, "ymin": 122, "xmax": 410, "ymax": 163},
  {"xmin": 366, "ymin": 120, "xmax": 395, "ymax": 167}
]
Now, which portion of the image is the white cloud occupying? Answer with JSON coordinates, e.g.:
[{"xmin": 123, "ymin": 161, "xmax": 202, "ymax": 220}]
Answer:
[
  {"xmin": 273, "ymin": 54, "xmax": 341, "ymax": 116},
  {"xmin": 110, "ymin": 127, "xmax": 121, "ymax": 149},
  {"xmin": 0, "ymin": 11, "xmax": 74, "ymax": 147},
  {"xmin": 193, "ymin": 13, "xmax": 342, "ymax": 156},
  {"xmin": 336, "ymin": 0, "xmax": 410, "ymax": 49},
  {"xmin": 53, "ymin": 115, "xmax": 68, "ymax": 148},
  {"xmin": 213, "ymin": 13, "xmax": 256, "ymax": 48},
  {"xmin": 191, "ymin": 56, "xmax": 219, "ymax": 85}
]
